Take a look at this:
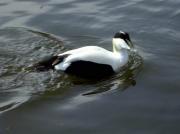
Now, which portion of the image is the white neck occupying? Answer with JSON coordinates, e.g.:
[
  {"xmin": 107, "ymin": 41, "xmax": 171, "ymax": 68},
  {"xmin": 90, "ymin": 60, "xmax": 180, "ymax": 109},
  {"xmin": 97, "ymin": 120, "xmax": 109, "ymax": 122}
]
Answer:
[
  {"xmin": 119, "ymin": 48, "xmax": 129, "ymax": 64},
  {"xmin": 112, "ymin": 48, "xmax": 129, "ymax": 72}
]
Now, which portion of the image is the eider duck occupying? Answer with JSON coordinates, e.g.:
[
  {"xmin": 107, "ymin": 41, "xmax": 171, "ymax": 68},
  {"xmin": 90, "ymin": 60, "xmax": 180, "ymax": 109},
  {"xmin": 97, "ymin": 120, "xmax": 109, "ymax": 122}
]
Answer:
[{"xmin": 35, "ymin": 31, "xmax": 133, "ymax": 79}]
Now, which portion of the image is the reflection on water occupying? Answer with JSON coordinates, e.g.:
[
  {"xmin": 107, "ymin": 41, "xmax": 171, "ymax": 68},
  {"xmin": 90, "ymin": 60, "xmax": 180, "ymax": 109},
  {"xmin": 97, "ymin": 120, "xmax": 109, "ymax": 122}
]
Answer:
[{"xmin": 0, "ymin": 27, "xmax": 142, "ymax": 113}]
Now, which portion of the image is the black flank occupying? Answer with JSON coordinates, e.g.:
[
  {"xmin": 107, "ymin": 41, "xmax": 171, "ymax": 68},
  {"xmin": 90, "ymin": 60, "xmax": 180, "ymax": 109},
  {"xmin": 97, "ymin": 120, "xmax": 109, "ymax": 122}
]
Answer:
[{"xmin": 65, "ymin": 60, "xmax": 115, "ymax": 79}]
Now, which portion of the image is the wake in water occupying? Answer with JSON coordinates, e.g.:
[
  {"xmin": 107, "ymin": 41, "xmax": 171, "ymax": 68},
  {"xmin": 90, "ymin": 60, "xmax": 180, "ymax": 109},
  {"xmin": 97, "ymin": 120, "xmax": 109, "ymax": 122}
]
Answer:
[{"xmin": 0, "ymin": 27, "xmax": 143, "ymax": 114}]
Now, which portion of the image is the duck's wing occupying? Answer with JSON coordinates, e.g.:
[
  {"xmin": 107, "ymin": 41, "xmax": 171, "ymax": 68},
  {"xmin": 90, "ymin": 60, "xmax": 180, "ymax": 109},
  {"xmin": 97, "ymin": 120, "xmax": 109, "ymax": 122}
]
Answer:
[
  {"xmin": 59, "ymin": 46, "xmax": 109, "ymax": 55},
  {"xmin": 64, "ymin": 49, "xmax": 114, "ymax": 65},
  {"xmin": 56, "ymin": 46, "xmax": 117, "ymax": 78},
  {"xmin": 55, "ymin": 46, "xmax": 119, "ymax": 71}
]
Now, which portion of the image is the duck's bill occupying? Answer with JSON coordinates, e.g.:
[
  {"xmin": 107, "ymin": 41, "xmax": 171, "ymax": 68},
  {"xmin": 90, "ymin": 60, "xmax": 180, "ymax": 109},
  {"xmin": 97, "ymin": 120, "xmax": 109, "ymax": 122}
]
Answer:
[
  {"xmin": 121, "ymin": 42, "xmax": 131, "ymax": 50},
  {"xmin": 126, "ymin": 39, "xmax": 134, "ymax": 49}
]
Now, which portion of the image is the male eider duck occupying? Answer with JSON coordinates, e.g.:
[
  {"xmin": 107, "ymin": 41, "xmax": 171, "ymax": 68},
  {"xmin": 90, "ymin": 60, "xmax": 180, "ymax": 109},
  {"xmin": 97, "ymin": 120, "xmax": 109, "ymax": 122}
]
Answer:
[{"xmin": 35, "ymin": 31, "xmax": 133, "ymax": 79}]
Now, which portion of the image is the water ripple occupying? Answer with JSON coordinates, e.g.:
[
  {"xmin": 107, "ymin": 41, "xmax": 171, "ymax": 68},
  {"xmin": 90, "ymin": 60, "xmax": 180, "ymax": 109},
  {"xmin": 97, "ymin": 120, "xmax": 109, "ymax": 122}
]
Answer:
[{"xmin": 0, "ymin": 27, "xmax": 142, "ymax": 113}]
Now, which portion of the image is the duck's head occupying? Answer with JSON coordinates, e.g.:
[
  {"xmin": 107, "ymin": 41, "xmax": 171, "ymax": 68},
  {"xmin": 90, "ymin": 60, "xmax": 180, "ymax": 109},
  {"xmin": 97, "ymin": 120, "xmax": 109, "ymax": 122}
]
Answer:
[{"xmin": 112, "ymin": 31, "xmax": 133, "ymax": 53}]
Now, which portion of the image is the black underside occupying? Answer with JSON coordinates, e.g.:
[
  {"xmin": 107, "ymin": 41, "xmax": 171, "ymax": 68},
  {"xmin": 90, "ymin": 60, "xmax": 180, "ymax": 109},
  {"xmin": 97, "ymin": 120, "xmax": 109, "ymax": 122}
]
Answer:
[{"xmin": 65, "ymin": 60, "xmax": 115, "ymax": 79}]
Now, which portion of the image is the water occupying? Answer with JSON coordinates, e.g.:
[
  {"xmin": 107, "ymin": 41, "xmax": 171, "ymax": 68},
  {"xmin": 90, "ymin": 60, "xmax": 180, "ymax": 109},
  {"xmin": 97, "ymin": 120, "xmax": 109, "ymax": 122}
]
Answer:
[{"xmin": 0, "ymin": 0, "xmax": 180, "ymax": 134}]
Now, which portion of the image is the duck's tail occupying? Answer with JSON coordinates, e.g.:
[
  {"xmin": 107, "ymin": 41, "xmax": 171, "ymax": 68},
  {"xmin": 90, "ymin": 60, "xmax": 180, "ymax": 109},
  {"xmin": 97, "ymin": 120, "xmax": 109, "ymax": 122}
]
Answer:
[
  {"xmin": 33, "ymin": 56, "xmax": 59, "ymax": 71},
  {"xmin": 32, "ymin": 54, "xmax": 69, "ymax": 71}
]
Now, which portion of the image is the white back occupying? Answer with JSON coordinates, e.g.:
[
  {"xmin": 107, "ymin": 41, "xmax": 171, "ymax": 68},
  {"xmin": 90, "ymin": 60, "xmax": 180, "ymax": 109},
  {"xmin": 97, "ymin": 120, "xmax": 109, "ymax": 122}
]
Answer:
[{"xmin": 55, "ymin": 45, "xmax": 129, "ymax": 72}]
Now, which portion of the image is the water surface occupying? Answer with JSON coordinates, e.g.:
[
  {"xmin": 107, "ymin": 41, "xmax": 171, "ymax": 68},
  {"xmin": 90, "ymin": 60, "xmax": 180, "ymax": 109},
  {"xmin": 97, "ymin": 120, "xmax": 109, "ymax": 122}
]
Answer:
[{"xmin": 0, "ymin": 0, "xmax": 180, "ymax": 134}]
